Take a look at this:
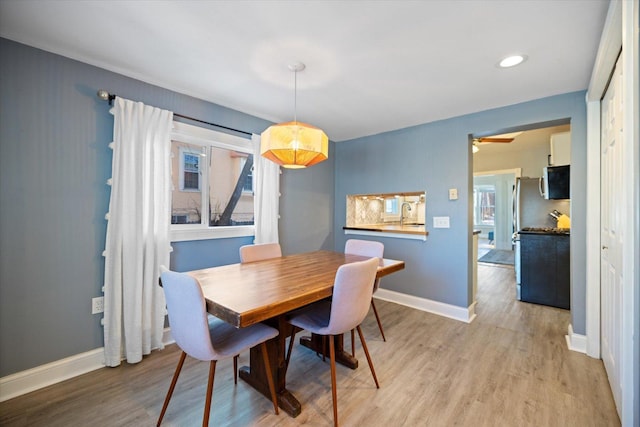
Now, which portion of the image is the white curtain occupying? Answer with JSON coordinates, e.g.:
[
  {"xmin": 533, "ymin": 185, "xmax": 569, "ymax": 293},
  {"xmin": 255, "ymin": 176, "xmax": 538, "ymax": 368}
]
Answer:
[
  {"xmin": 252, "ymin": 134, "xmax": 280, "ymax": 244},
  {"xmin": 103, "ymin": 97, "xmax": 173, "ymax": 367}
]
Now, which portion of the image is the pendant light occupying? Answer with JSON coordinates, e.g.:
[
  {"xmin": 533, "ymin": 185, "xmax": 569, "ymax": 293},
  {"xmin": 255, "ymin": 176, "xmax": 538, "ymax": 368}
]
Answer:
[{"xmin": 260, "ymin": 62, "xmax": 328, "ymax": 169}]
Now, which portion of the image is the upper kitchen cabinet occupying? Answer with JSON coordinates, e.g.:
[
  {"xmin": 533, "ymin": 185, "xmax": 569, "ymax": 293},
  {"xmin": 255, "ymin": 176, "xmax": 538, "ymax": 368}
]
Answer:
[{"xmin": 549, "ymin": 132, "xmax": 571, "ymax": 166}]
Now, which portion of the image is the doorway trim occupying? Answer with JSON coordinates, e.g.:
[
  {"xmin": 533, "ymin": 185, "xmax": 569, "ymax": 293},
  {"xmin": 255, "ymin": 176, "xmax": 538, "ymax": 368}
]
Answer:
[
  {"xmin": 473, "ymin": 168, "xmax": 522, "ymax": 178},
  {"xmin": 585, "ymin": 1, "xmax": 638, "ymax": 425}
]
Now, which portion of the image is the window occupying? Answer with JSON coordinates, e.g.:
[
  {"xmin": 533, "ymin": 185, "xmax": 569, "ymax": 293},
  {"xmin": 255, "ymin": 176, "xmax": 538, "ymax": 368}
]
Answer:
[
  {"xmin": 385, "ymin": 198, "xmax": 398, "ymax": 215},
  {"xmin": 170, "ymin": 122, "xmax": 255, "ymax": 241},
  {"xmin": 474, "ymin": 186, "xmax": 495, "ymax": 226},
  {"xmin": 180, "ymin": 149, "xmax": 201, "ymax": 191},
  {"xmin": 383, "ymin": 196, "xmax": 401, "ymax": 221},
  {"xmin": 172, "ymin": 143, "xmax": 204, "ymax": 224}
]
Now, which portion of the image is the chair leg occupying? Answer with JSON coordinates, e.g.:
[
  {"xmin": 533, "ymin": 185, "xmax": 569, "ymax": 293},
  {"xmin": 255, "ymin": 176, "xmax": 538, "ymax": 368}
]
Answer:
[
  {"xmin": 370, "ymin": 299, "xmax": 386, "ymax": 342},
  {"xmin": 260, "ymin": 342, "xmax": 280, "ymax": 415},
  {"xmin": 322, "ymin": 335, "xmax": 326, "ymax": 362},
  {"xmin": 351, "ymin": 329, "xmax": 355, "ymax": 358},
  {"xmin": 157, "ymin": 351, "xmax": 187, "ymax": 426},
  {"xmin": 233, "ymin": 355, "xmax": 238, "ymax": 385},
  {"xmin": 329, "ymin": 336, "xmax": 338, "ymax": 427},
  {"xmin": 202, "ymin": 360, "xmax": 217, "ymax": 427},
  {"xmin": 356, "ymin": 325, "xmax": 379, "ymax": 388}
]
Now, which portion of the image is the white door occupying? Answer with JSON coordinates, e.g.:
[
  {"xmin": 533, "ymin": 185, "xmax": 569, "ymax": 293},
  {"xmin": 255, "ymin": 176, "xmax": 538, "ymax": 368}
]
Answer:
[
  {"xmin": 494, "ymin": 173, "xmax": 515, "ymax": 251},
  {"xmin": 600, "ymin": 55, "xmax": 623, "ymax": 417}
]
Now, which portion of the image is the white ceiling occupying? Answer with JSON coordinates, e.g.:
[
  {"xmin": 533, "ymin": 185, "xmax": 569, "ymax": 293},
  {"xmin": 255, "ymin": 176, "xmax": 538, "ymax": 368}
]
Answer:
[{"xmin": 0, "ymin": 0, "xmax": 609, "ymax": 141}]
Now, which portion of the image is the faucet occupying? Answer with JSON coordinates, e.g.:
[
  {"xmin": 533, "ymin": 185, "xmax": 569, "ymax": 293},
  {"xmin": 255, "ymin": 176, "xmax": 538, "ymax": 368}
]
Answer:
[{"xmin": 400, "ymin": 202, "xmax": 412, "ymax": 226}]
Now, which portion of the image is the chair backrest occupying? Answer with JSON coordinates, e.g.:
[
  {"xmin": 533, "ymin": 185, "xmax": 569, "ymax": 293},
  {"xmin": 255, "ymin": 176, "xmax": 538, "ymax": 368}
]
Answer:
[
  {"xmin": 345, "ymin": 239, "xmax": 384, "ymax": 291},
  {"xmin": 239, "ymin": 243, "xmax": 282, "ymax": 263},
  {"xmin": 326, "ymin": 257, "xmax": 380, "ymax": 335},
  {"xmin": 160, "ymin": 267, "xmax": 216, "ymax": 361},
  {"xmin": 345, "ymin": 239, "xmax": 384, "ymax": 259}
]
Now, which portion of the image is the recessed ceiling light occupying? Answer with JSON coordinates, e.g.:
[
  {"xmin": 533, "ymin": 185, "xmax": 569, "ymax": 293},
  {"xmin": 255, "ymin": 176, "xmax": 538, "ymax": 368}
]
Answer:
[{"xmin": 498, "ymin": 54, "xmax": 527, "ymax": 68}]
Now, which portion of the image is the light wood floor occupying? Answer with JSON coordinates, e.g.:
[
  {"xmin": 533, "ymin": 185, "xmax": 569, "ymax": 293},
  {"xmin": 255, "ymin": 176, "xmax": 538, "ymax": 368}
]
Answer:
[{"xmin": 0, "ymin": 264, "xmax": 620, "ymax": 426}]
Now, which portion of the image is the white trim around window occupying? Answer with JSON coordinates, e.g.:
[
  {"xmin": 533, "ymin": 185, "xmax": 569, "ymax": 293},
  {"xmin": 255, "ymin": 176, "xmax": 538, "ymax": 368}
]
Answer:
[
  {"xmin": 171, "ymin": 224, "xmax": 254, "ymax": 242},
  {"xmin": 170, "ymin": 121, "xmax": 255, "ymax": 242}
]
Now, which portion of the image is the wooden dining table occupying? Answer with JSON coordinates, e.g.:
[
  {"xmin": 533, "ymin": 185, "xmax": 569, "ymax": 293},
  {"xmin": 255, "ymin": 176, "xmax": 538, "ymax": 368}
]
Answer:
[{"xmin": 187, "ymin": 250, "xmax": 405, "ymax": 417}]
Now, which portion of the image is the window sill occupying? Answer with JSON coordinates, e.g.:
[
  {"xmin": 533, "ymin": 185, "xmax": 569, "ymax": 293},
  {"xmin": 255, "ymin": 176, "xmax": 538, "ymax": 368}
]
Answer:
[{"xmin": 171, "ymin": 225, "xmax": 254, "ymax": 242}]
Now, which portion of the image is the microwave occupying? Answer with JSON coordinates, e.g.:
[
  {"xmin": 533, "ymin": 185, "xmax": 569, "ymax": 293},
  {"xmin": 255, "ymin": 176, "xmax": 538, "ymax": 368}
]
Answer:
[{"xmin": 542, "ymin": 165, "xmax": 570, "ymax": 200}]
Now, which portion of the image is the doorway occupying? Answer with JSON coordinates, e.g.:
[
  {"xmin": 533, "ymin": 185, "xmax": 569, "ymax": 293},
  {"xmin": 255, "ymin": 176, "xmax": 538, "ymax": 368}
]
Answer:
[
  {"xmin": 471, "ymin": 124, "xmax": 572, "ymax": 300},
  {"xmin": 474, "ymin": 170, "xmax": 517, "ymax": 244},
  {"xmin": 473, "ymin": 170, "xmax": 517, "ymax": 266}
]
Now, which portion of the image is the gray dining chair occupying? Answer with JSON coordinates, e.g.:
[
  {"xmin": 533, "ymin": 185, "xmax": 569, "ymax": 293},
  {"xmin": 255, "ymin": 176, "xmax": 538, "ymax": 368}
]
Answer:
[
  {"xmin": 234, "ymin": 242, "xmax": 283, "ymax": 383},
  {"xmin": 345, "ymin": 239, "xmax": 385, "ymax": 357},
  {"xmin": 285, "ymin": 257, "xmax": 380, "ymax": 427},
  {"xmin": 157, "ymin": 268, "xmax": 279, "ymax": 427}
]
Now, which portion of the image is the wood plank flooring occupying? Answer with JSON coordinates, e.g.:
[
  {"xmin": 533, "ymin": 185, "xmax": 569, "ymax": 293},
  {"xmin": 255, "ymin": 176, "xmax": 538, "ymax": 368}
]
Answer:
[{"xmin": 0, "ymin": 264, "xmax": 620, "ymax": 426}]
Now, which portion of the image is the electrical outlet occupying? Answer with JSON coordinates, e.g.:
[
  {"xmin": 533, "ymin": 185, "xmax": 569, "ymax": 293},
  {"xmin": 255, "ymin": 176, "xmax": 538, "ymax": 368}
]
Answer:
[{"xmin": 92, "ymin": 296, "xmax": 104, "ymax": 314}]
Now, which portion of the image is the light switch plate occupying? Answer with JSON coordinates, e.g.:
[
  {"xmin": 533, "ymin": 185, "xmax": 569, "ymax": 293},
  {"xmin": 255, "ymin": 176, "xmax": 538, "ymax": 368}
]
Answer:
[
  {"xmin": 433, "ymin": 216, "xmax": 450, "ymax": 228},
  {"xmin": 449, "ymin": 188, "xmax": 458, "ymax": 200}
]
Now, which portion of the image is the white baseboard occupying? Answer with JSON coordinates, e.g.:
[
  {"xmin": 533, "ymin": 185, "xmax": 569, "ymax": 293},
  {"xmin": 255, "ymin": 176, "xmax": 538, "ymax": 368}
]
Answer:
[
  {"xmin": 375, "ymin": 288, "xmax": 476, "ymax": 323},
  {"xmin": 565, "ymin": 323, "xmax": 587, "ymax": 354},
  {"xmin": 0, "ymin": 328, "xmax": 174, "ymax": 403},
  {"xmin": 0, "ymin": 348, "xmax": 105, "ymax": 403}
]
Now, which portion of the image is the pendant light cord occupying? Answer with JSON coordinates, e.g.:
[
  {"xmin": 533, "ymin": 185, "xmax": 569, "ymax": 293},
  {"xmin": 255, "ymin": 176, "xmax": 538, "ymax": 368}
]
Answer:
[
  {"xmin": 288, "ymin": 61, "xmax": 304, "ymax": 124},
  {"xmin": 293, "ymin": 69, "xmax": 298, "ymax": 124}
]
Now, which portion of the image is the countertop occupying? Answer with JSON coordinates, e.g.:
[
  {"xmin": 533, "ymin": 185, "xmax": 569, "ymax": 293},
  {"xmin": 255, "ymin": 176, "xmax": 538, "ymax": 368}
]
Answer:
[
  {"xmin": 519, "ymin": 227, "xmax": 570, "ymax": 235},
  {"xmin": 343, "ymin": 223, "xmax": 428, "ymax": 236}
]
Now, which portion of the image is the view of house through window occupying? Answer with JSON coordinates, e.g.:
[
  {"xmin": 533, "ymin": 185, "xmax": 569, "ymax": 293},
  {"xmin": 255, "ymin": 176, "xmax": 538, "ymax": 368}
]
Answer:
[
  {"xmin": 170, "ymin": 127, "xmax": 254, "ymax": 228},
  {"xmin": 172, "ymin": 142, "xmax": 204, "ymax": 224},
  {"xmin": 180, "ymin": 150, "xmax": 201, "ymax": 191}
]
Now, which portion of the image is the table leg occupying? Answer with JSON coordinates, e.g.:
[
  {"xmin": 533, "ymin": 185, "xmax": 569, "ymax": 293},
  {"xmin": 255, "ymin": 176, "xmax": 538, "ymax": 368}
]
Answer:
[
  {"xmin": 299, "ymin": 333, "xmax": 359, "ymax": 369},
  {"xmin": 238, "ymin": 318, "xmax": 301, "ymax": 417}
]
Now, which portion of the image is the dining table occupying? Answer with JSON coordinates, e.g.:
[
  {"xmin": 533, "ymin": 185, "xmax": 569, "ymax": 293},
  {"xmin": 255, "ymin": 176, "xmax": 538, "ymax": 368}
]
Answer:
[{"xmin": 187, "ymin": 249, "xmax": 405, "ymax": 417}]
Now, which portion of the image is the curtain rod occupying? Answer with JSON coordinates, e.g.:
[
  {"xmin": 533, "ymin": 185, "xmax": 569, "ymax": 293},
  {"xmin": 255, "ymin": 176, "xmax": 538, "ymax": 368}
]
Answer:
[{"xmin": 96, "ymin": 90, "xmax": 253, "ymax": 137}]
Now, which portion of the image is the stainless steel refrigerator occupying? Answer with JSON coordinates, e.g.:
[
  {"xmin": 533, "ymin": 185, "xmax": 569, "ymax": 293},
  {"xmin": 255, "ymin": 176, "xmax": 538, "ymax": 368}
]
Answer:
[{"xmin": 512, "ymin": 177, "xmax": 570, "ymax": 299}]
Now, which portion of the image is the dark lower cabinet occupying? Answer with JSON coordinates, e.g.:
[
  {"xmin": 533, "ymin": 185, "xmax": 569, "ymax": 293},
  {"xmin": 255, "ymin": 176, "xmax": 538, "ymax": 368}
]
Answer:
[{"xmin": 520, "ymin": 233, "xmax": 570, "ymax": 309}]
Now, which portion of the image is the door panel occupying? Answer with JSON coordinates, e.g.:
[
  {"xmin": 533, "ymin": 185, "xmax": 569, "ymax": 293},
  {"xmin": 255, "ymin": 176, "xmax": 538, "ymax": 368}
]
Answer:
[{"xmin": 600, "ymin": 55, "xmax": 623, "ymax": 417}]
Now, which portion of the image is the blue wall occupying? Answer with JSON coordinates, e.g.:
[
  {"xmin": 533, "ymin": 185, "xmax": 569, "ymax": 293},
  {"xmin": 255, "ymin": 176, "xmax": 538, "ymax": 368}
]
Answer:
[
  {"xmin": 0, "ymin": 36, "xmax": 587, "ymax": 378},
  {"xmin": 0, "ymin": 38, "xmax": 335, "ymax": 376},
  {"xmin": 170, "ymin": 237, "xmax": 254, "ymax": 272},
  {"xmin": 334, "ymin": 92, "xmax": 587, "ymax": 331}
]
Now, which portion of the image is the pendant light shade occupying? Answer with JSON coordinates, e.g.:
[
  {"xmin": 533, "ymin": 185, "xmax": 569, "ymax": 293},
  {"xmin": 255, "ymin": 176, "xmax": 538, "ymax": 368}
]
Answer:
[
  {"xmin": 261, "ymin": 121, "xmax": 328, "ymax": 169},
  {"xmin": 261, "ymin": 62, "xmax": 328, "ymax": 169}
]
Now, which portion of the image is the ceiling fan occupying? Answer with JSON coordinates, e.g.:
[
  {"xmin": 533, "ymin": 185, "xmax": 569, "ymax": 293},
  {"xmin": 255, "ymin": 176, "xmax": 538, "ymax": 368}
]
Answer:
[
  {"xmin": 473, "ymin": 131, "xmax": 523, "ymax": 145},
  {"xmin": 474, "ymin": 136, "xmax": 514, "ymax": 143},
  {"xmin": 472, "ymin": 131, "xmax": 522, "ymax": 153}
]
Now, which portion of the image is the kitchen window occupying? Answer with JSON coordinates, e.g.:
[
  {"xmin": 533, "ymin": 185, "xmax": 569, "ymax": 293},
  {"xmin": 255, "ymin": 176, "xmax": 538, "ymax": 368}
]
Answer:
[
  {"xmin": 383, "ymin": 197, "xmax": 400, "ymax": 221},
  {"xmin": 170, "ymin": 121, "xmax": 255, "ymax": 241}
]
